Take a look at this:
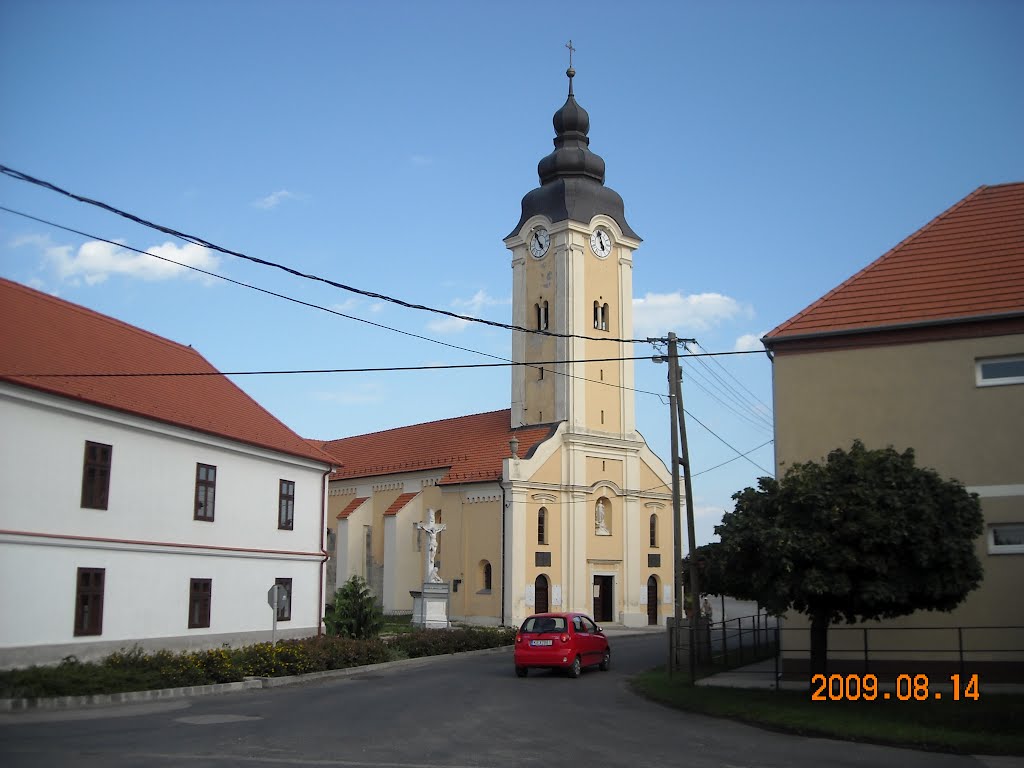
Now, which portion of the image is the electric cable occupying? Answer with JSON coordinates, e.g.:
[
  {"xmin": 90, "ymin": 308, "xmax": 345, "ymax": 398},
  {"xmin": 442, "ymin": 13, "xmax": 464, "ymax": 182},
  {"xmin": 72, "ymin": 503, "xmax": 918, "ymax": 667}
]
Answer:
[{"xmin": 1, "ymin": 164, "xmax": 655, "ymax": 345}]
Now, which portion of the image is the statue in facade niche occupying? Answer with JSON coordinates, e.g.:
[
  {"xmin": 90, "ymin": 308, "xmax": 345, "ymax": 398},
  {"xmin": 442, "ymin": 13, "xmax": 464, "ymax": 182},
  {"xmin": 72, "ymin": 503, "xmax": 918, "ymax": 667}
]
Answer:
[
  {"xmin": 595, "ymin": 499, "xmax": 610, "ymax": 535},
  {"xmin": 415, "ymin": 508, "xmax": 446, "ymax": 583}
]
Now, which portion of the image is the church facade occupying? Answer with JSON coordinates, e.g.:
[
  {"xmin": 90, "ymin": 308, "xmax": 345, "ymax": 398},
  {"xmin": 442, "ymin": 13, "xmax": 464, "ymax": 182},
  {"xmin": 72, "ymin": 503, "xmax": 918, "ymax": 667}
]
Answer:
[{"xmin": 320, "ymin": 67, "xmax": 674, "ymax": 628}]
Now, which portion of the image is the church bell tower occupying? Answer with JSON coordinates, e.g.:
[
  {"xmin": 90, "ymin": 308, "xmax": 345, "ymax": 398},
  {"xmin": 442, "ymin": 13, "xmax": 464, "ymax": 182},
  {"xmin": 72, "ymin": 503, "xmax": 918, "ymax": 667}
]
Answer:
[{"xmin": 504, "ymin": 56, "xmax": 642, "ymax": 439}]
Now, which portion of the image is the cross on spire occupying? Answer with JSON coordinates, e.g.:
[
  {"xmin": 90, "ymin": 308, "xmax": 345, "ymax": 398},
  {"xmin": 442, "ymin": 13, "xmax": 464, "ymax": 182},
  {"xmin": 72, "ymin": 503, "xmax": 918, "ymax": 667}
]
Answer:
[{"xmin": 565, "ymin": 39, "xmax": 576, "ymax": 95}]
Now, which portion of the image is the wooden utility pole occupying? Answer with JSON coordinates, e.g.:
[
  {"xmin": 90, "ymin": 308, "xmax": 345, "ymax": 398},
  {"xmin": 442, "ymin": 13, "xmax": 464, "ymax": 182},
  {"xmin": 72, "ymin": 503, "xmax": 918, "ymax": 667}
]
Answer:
[
  {"xmin": 667, "ymin": 333, "xmax": 683, "ymax": 674},
  {"xmin": 665, "ymin": 332, "xmax": 700, "ymax": 678}
]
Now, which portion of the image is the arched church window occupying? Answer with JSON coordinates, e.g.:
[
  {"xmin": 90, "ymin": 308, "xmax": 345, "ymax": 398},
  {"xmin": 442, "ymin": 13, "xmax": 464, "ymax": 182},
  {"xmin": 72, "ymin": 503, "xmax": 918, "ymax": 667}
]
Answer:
[
  {"xmin": 601, "ymin": 303, "xmax": 609, "ymax": 331},
  {"xmin": 593, "ymin": 301, "xmax": 601, "ymax": 329},
  {"xmin": 480, "ymin": 560, "xmax": 492, "ymax": 592},
  {"xmin": 538, "ymin": 507, "xmax": 547, "ymax": 544},
  {"xmin": 536, "ymin": 300, "xmax": 549, "ymax": 331},
  {"xmin": 650, "ymin": 514, "xmax": 658, "ymax": 547}
]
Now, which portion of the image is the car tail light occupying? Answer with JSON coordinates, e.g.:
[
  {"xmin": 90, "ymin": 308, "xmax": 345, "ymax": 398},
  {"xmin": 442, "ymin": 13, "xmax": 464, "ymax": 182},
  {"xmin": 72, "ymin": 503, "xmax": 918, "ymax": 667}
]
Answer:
[
  {"xmin": 560, "ymin": 634, "xmax": 569, "ymax": 643},
  {"xmin": 516, "ymin": 635, "xmax": 522, "ymax": 643}
]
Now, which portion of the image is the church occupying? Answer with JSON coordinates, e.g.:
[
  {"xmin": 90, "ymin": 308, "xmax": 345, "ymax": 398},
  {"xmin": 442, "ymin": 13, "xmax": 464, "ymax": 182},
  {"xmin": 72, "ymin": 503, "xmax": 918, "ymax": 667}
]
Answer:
[{"xmin": 318, "ymin": 63, "xmax": 675, "ymax": 628}]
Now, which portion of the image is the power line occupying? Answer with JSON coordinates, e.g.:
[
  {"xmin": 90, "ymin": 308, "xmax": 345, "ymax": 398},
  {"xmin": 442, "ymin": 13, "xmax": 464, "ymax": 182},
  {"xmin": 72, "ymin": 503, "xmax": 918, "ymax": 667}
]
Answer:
[
  {"xmin": 0, "ymin": 163, "xmax": 648, "ymax": 345},
  {"xmin": 679, "ymin": 359, "xmax": 774, "ymax": 433},
  {"xmin": 0, "ymin": 204, "xmax": 763, "ymax": 395},
  {"xmin": 683, "ymin": 408, "xmax": 773, "ymax": 475},
  {"xmin": 3, "ymin": 355, "xmax": 663, "ymax": 379},
  {"xmin": 681, "ymin": 344, "xmax": 774, "ymax": 430},
  {"xmin": 691, "ymin": 340, "xmax": 773, "ymax": 416},
  {"xmin": 691, "ymin": 439, "xmax": 774, "ymax": 477}
]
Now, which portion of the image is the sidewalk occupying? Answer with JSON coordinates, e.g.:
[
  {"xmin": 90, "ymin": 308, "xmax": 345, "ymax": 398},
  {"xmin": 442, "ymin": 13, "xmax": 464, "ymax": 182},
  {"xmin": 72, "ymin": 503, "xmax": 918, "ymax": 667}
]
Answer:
[{"xmin": 696, "ymin": 659, "xmax": 1024, "ymax": 694}]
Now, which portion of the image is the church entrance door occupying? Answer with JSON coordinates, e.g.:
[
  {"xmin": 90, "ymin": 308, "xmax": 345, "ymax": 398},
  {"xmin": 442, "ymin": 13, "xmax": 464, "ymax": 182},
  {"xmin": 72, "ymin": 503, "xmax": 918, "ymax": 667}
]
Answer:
[
  {"xmin": 592, "ymin": 575, "xmax": 613, "ymax": 622},
  {"xmin": 534, "ymin": 575, "xmax": 549, "ymax": 613},
  {"xmin": 647, "ymin": 576, "xmax": 658, "ymax": 625}
]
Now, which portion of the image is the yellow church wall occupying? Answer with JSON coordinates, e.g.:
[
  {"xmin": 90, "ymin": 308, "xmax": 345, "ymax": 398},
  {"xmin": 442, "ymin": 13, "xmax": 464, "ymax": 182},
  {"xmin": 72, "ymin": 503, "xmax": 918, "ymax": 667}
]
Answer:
[
  {"xmin": 585, "ymin": 456, "xmax": 623, "ymax": 488},
  {"xmin": 522, "ymin": 243, "xmax": 558, "ymax": 424},
  {"xmin": 529, "ymin": 445, "xmax": 564, "ymax": 486},
  {"xmin": 370, "ymin": 489, "xmax": 403, "ymax": 564},
  {"xmin": 424, "ymin": 487, "xmax": 502, "ymax": 623},
  {"xmin": 582, "ymin": 249, "xmax": 624, "ymax": 433}
]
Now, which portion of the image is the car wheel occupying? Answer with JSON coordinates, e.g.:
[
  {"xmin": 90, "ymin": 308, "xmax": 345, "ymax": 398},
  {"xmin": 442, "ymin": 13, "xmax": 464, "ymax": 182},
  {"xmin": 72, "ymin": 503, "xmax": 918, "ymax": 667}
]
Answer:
[
  {"xmin": 599, "ymin": 650, "xmax": 611, "ymax": 671},
  {"xmin": 515, "ymin": 666, "xmax": 528, "ymax": 678},
  {"xmin": 568, "ymin": 656, "xmax": 581, "ymax": 679}
]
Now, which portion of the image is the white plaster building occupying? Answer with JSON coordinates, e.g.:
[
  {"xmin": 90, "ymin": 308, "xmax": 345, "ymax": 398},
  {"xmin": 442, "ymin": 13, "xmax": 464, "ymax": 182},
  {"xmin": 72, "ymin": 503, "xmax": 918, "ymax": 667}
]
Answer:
[{"xmin": 0, "ymin": 278, "xmax": 335, "ymax": 667}]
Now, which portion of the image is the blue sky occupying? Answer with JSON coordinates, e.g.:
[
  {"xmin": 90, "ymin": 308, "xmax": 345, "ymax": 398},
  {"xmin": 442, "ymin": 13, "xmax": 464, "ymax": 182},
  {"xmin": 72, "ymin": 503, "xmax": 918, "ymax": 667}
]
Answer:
[{"xmin": 2, "ymin": 1, "xmax": 1022, "ymax": 546}]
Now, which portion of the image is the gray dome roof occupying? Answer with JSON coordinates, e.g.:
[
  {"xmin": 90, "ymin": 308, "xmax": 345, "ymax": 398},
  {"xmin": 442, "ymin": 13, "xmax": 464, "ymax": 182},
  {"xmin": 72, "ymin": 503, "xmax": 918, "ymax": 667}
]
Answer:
[{"xmin": 508, "ymin": 68, "xmax": 639, "ymax": 241}]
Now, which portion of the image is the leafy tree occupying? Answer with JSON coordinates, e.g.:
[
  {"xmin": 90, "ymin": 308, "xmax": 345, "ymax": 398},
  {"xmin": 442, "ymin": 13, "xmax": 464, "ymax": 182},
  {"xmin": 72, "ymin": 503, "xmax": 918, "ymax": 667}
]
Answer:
[
  {"xmin": 681, "ymin": 542, "xmax": 730, "ymax": 599},
  {"xmin": 324, "ymin": 576, "xmax": 383, "ymax": 639},
  {"xmin": 716, "ymin": 440, "xmax": 983, "ymax": 674}
]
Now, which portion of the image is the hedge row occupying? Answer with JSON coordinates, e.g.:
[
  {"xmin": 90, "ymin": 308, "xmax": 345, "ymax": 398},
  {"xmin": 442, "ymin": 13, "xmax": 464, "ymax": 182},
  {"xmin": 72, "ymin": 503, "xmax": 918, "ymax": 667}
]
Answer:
[{"xmin": 0, "ymin": 627, "xmax": 516, "ymax": 699}]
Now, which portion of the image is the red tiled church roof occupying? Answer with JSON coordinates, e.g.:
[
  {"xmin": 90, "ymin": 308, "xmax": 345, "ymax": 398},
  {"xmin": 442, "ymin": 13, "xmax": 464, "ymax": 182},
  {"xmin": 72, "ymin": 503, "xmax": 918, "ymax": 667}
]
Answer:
[
  {"xmin": 765, "ymin": 182, "xmax": 1024, "ymax": 343},
  {"xmin": 384, "ymin": 492, "xmax": 419, "ymax": 516},
  {"xmin": 0, "ymin": 278, "xmax": 335, "ymax": 465},
  {"xmin": 336, "ymin": 496, "xmax": 369, "ymax": 520},
  {"xmin": 321, "ymin": 409, "xmax": 557, "ymax": 485}
]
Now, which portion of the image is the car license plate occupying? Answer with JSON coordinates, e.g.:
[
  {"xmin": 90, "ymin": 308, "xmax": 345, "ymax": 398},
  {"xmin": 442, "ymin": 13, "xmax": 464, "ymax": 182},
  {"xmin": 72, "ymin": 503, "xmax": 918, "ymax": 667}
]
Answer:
[{"xmin": 530, "ymin": 639, "xmax": 552, "ymax": 646}]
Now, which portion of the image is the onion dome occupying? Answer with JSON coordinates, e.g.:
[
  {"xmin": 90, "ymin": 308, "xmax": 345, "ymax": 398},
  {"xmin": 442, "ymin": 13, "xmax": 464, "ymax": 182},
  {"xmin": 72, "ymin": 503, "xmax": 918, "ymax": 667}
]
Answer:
[{"xmin": 509, "ymin": 65, "xmax": 639, "ymax": 241}]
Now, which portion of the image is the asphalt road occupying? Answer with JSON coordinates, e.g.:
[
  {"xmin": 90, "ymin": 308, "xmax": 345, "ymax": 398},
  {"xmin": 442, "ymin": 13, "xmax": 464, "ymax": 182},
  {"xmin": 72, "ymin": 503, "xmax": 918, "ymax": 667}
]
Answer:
[{"xmin": 0, "ymin": 634, "xmax": 1016, "ymax": 768}]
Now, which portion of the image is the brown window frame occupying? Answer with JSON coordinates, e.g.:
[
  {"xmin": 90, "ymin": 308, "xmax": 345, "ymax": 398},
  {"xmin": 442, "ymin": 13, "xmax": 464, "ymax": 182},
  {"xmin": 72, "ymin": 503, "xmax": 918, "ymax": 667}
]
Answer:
[
  {"xmin": 188, "ymin": 578, "xmax": 212, "ymax": 628},
  {"xmin": 81, "ymin": 441, "xmax": 113, "ymax": 510},
  {"xmin": 74, "ymin": 567, "xmax": 105, "ymax": 636},
  {"xmin": 194, "ymin": 463, "xmax": 216, "ymax": 521},
  {"xmin": 275, "ymin": 577, "xmax": 292, "ymax": 621},
  {"xmin": 278, "ymin": 479, "xmax": 295, "ymax": 530},
  {"xmin": 538, "ymin": 507, "xmax": 547, "ymax": 545},
  {"xmin": 650, "ymin": 513, "xmax": 658, "ymax": 548}
]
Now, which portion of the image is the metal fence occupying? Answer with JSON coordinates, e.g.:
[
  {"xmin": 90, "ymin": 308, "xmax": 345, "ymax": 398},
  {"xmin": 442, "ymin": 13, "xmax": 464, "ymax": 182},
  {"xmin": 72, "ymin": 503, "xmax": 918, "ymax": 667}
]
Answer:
[
  {"xmin": 668, "ymin": 613, "xmax": 778, "ymax": 678},
  {"xmin": 776, "ymin": 624, "xmax": 1024, "ymax": 681},
  {"xmin": 670, "ymin": 619, "xmax": 1024, "ymax": 684}
]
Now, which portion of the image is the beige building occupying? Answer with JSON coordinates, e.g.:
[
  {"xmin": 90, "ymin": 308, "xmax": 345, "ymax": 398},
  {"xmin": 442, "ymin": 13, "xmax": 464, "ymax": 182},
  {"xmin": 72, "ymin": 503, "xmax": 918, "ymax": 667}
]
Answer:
[
  {"xmin": 763, "ymin": 182, "xmax": 1024, "ymax": 679},
  {"xmin": 317, "ymin": 70, "xmax": 674, "ymax": 628}
]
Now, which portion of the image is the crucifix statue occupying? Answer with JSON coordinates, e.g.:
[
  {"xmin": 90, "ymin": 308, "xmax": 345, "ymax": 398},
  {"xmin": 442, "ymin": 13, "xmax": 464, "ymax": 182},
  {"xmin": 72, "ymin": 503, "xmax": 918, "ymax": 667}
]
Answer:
[{"xmin": 415, "ymin": 508, "xmax": 446, "ymax": 583}]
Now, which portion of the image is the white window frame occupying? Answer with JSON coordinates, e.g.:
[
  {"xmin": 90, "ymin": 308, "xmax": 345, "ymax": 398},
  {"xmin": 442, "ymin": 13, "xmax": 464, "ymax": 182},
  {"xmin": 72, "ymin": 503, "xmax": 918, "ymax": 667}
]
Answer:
[
  {"xmin": 987, "ymin": 523, "xmax": 1024, "ymax": 555},
  {"xmin": 975, "ymin": 355, "xmax": 1024, "ymax": 387}
]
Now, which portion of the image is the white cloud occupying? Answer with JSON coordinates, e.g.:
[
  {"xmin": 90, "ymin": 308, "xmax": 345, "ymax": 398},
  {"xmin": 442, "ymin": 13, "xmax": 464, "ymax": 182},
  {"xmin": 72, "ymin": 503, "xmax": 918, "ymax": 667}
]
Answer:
[
  {"xmin": 314, "ymin": 387, "xmax": 384, "ymax": 406},
  {"xmin": 427, "ymin": 289, "xmax": 509, "ymax": 334},
  {"xmin": 452, "ymin": 289, "xmax": 509, "ymax": 314},
  {"xmin": 694, "ymin": 504, "xmax": 727, "ymax": 520},
  {"xmin": 632, "ymin": 291, "xmax": 748, "ymax": 335},
  {"xmin": 252, "ymin": 189, "xmax": 298, "ymax": 209},
  {"xmin": 15, "ymin": 234, "xmax": 219, "ymax": 285},
  {"xmin": 427, "ymin": 315, "xmax": 471, "ymax": 334},
  {"xmin": 734, "ymin": 333, "xmax": 765, "ymax": 352}
]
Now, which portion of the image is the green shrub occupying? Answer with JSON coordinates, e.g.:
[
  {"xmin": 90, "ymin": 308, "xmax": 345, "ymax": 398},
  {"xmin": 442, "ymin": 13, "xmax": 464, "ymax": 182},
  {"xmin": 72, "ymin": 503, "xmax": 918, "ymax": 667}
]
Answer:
[
  {"xmin": 390, "ymin": 627, "xmax": 516, "ymax": 658},
  {"xmin": 0, "ymin": 624, "xmax": 514, "ymax": 699},
  {"xmin": 324, "ymin": 576, "xmax": 383, "ymax": 639}
]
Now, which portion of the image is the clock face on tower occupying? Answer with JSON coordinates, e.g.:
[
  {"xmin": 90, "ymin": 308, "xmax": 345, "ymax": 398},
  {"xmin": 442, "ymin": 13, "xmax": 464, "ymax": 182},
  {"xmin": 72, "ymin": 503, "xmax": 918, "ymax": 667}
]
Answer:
[
  {"xmin": 590, "ymin": 227, "xmax": 612, "ymax": 258},
  {"xmin": 529, "ymin": 227, "xmax": 550, "ymax": 259}
]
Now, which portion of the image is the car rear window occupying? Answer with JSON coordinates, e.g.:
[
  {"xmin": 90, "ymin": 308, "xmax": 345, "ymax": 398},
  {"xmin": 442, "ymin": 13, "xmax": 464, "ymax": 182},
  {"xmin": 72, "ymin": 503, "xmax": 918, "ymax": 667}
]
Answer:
[{"xmin": 522, "ymin": 616, "xmax": 566, "ymax": 633}]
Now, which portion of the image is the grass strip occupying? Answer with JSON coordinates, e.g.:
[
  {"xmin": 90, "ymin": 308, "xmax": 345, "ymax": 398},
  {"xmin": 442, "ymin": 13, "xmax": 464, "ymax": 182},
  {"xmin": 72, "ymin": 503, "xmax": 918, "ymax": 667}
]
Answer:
[{"xmin": 630, "ymin": 668, "xmax": 1024, "ymax": 756}]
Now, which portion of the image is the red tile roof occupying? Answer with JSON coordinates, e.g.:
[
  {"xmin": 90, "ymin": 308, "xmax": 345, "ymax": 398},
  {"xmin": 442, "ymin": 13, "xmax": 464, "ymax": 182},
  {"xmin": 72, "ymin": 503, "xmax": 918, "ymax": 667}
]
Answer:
[
  {"xmin": 336, "ymin": 496, "xmax": 369, "ymax": 520},
  {"xmin": 321, "ymin": 409, "xmax": 557, "ymax": 485},
  {"xmin": 765, "ymin": 183, "xmax": 1024, "ymax": 343},
  {"xmin": 383, "ymin": 492, "xmax": 419, "ymax": 516},
  {"xmin": 0, "ymin": 278, "xmax": 335, "ymax": 465}
]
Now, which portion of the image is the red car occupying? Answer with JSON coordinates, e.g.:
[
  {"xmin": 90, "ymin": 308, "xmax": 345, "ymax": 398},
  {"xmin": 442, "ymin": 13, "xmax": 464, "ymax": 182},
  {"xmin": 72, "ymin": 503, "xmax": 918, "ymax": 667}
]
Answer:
[{"xmin": 513, "ymin": 612, "xmax": 611, "ymax": 678}]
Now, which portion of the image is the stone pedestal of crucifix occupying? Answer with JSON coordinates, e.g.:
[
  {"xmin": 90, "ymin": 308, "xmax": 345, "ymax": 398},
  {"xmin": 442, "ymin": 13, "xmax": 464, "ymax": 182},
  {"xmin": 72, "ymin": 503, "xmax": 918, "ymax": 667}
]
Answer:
[{"xmin": 411, "ymin": 508, "xmax": 450, "ymax": 629}]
